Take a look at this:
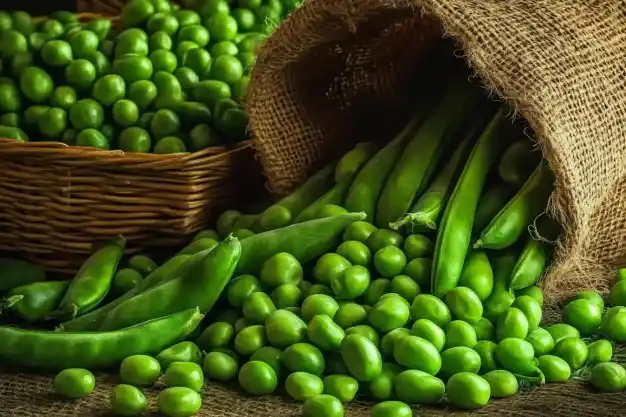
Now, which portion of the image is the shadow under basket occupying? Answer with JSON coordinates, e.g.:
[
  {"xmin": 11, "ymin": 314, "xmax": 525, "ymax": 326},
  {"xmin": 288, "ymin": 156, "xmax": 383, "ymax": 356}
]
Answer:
[
  {"xmin": 76, "ymin": 0, "xmax": 126, "ymax": 15},
  {"xmin": 0, "ymin": 138, "xmax": 260, "ymax": 273}
]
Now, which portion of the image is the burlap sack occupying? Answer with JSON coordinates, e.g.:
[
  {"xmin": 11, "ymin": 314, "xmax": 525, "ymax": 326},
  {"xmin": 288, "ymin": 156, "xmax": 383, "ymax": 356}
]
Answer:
[{"xmin": 247, "ymin": 0, "xmax": 626, "ymax": 301}]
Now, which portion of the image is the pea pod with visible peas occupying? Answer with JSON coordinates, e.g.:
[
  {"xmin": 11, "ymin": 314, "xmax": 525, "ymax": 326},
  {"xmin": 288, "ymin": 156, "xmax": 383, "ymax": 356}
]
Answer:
[
  {"xmin": 50, "ymin": 237, "xmax": 126, "ymax": 320},
  {"xmin": 2, "ymin": 280, "xmax": 69, "ymax": 322},
  {"xmin": 0, "ymin": 308, "xmax": 203, "ymax": 370},
  {"xmin": 431, "ymin": 108, "xmax": 511, "ymax": 298}
]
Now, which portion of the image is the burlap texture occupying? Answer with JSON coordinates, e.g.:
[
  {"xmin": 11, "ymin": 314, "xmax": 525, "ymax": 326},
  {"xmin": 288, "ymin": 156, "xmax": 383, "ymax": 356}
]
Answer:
[{"xmin": 247, "ymin": 0, "xmax": 626, "ymax": 300}]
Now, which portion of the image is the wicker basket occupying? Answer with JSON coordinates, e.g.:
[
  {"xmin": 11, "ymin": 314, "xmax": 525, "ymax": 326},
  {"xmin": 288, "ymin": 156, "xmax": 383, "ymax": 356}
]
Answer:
[
  {"xmin": 76, "ymin": 0, "xmax": 126, "ymax": 15},
  {"xmin": 0, "ymin": 139, "xmax": 262, "ymax": 273}
]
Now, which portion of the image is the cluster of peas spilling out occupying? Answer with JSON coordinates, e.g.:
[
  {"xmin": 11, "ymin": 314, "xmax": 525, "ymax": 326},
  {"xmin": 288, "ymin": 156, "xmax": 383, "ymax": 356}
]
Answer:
[{"xmin": 0, "ymin": 0, "xmax": 299, "ymax": 152}]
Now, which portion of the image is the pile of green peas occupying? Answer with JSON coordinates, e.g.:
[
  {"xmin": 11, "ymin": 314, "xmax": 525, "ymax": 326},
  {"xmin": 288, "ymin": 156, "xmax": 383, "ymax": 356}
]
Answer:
[{"xmin": 51, "ymin": 221, "xmax": 626, "ymax": 416}]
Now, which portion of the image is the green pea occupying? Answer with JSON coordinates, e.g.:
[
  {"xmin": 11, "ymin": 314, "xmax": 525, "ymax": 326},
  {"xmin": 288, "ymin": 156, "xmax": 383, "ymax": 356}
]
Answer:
[
  {"xmin": 403, "ymin": 258, "xmax": 431, "ymax": 289},
  {"xmin": 286, "ymin": 306, "xmax": 302, "ymax": 317},
  {"xmin": 473, "ymin": 340, "xmax": 498, "ymax": 373},
  {"xmin": 210, "ymin": 348, "xmax": 239, "ymax": 362},
  {"xmin": 380, "ymin": 328, "xmax": 411, "ymax": 358},
  {"xmin": 410, "ymin": 294, "xmax": 451, "ymax": 328},
  {"xmin": 265, "ymin": 309, "xmax": 307, "ymax": 348},
  {"xmin": 234, "ymin": 317, "xmax": 248, "ymax": 334},
  {"xmin": 374, "ymin": 246, "xmax": 407, "ymax": 278},
  {"xmin": 322, "ymin": 374, "xmax": 359, "ymax": 402},
  {"xmin": 110, "ymin": 384, "xmax": 148, "ymax": 416},
  {"xmin": 216, "ymin": 209, "xmax": 240, "ymax": 237},
  {"xmin": 444, "ymin": 320, "xmax": 477, "ymax": 349},
  {"xmin": 238, "ymin": 361, "xmax": 278, "ymax": 395},
  {"xmin": 609, "ymin": 279, "xmax": 626, "ymax": 306},
  {"xmin": 301, "ymin": 294, "xmax": 340, "ymax": 321},
  {"xmin": 618, "ymin": 267, "xmax": 626, "ymax": 281},
  {"xmin": 369, "ymin": 363, "xmax": 402, "ymax": 401},
  {"xmin": 120, "ymin": 355, "xmax": 161, "ymax": 387},
  {"xmin": 128, "ymin": 254, "xmax": 158, "ymax": 277},
  {"xmin": 54, "ymin": 368, "xmax": 95, "ymax": 399},
  {"xmin": 458, "ymin": 251, "xmax": 493, "ymax": 302},
  {"xmin": 164, "ymin": 362, "xmax": 204, "ymax": 392},
  {"xmin": 344, "ymin": 325, "xmax": 380, "ymax": 348},
  {"xmin": 439, "ymin": 347, "xmax": 481, "ymax": 379},
  {"xmin": 302, "ymin": 394, "xmax": 344, "ymax": 417},
  {"xmin": 471, "ymin": 317, "xmax": 495, "ymax": 341},
  {"xmin": 563, "ymin": 298, "xmax": 602, "ymax": 336},
  {"xmin": 313, "ymin": 253, "xmax": 351, "ymax": 285},
  {"xmin": 234, "ymin": 324, "xmax": 266, "ymax": 356},
  {"xmin": 515, "ymin": 285, "xmax": 544, "ymax": 306},
  {"xmin": 307, "ymin": 314, "xmax": 345, "ymax": 351},
  {"xmin": 227, "ymin": 274, "xmax": 261, "ymax": 307},
  {"xmin": 393, "ymin": 335, "xmax": 441, "ymax": 375},
  {"xmin": 371, "ymin": 401, "xmax": 412, "ymax": 417},
  {"xmin": 364, "ymin": 278, "xmax": 391, "ymax": 306},
  {"xmin": 343, "ymin": 221, "xmax": 377, "ymax": 243},
  {"xmin": 285, "ymin": 372, "xmax": 324, "ymax": 401},
  {"xmin": 553, "ymin": 337, "xmax": 588, "ymax": 370},
  {"xmin": 403, "ymin": 234, "xmax": 433, "ymax": 260},
  {"xmin": 113, "ymin": 268, "xmax": 143, "ymax": 294},
  {"xmin": 336, "ymin": 240, "xmax": 372, "ymax": 267},
  {"xmin": 496, "ymin": 307, "xmax": 529, "ymax": 341},
  {"xmin": 576, "ymin": 290, "xmax": 605, "ymax": 311},
  {"xmin": 484, "ymin": 289, "xmax": 515, "ymax": 322},
  {"xmin": 299, "ymin": 280, "xmax": 314, "ymax": 295},
  {"xmin": 590, "ymin": 362, "xmax": 626, "ymax": 392},
  {"xmin": 271, "ymin": 284, "xmax": 303, "ymax": 309},
  {"xmin": 331, "ymin": 265, "xmax": 371, "ymax": 300},
  {"xmin": 366, "ymin": 229, "xmax": 403, "ymax": 252},
  {"xmin": 196, "ymin": 322, "xmax": 234, "ymax": 351},
  {"xmin": 446, "ymin": 372, "xmax": 490, "ymax": 409},
  {"xmin": 260, "ymin": 252, "xmax": 303, "ymax": 288},
  {"xmin": 340, "ymin": 334, "xmax": 382, "ymax": 382},
  {"xmin": 242, "ymin": 292, "xmax": 277, "ymax": 324},
  {"xmin": 526, "ymin": 327, "xmax": 555, "ymax": 356},
  {"xmin": 389, "ymin": 275, "xmax": 420, "ymax": 302},
  {"xmin": 601, "ymin": 306, "xmax": 626, "ymax": 339},
  {"xmin": 157, "ymin": 387, "xmax": 202, "ymax": 417},
  {"xmin": 249, "ymin": 346, "xmax": 282, "ymax": 379},
  {"xmin": 156, "ymin": 342, "xmax": 203, "ymax": 369},
  {"xmin": 308, "ymin": 284, "xmax": 333, "ymax": 296},
  {"xmin": 410, "ymin": 319, "xmax": 445, "ymax": 352},
  {"xmin": 334, "ymin": 302, "xmax": 367, "ymax": 329},
  {"xmin": 202, "ymin": 352, "xmax": 238, "ymax": 382},
  {"xmin": 368, "ymin": 294, "xmax": 410, "ymax": 333},
  {"xmin": 546, "ymin": 323, "xmax": 580, "ymax": 345},
  {"xmin": 282, "ymin": 343, "xmax": 325, "ymax": 376},
  {"xmin": 537, "ymin": 355, "xmax": 571, "ymax": 382},
  {"xmin": 445, "ymin": 287, "xmax": 483, "ymax": 323},
  {"xmin": 482, "ymin": 370, "xmax": 518, "ymax": 398},
  {"xmin": 325, "ymin": 352, "xmax": 349, "ymax": 375},
  {"xmin": 494, "ymin": 338, "xmax": 537, "ymax": 376},
  {"xmin": 587, "ymin": 339, "xmax": 613, "ymax": 364},
  {"xmin": 394, "ymin": 370, "xmax": 445, "ymax": 405}
]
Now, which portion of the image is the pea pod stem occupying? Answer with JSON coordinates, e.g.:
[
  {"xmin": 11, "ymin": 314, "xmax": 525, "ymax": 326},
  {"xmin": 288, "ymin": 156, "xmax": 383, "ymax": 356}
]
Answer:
[{"xmin": 515, "ymin": 369, "xmax": 546, "ymax": 386}]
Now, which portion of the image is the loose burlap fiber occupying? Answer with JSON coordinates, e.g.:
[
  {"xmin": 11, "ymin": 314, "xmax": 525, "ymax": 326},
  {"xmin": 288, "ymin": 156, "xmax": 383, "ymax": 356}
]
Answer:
[{"xmin": 247, "ymin": 0, "xmax": 626, "ymax": 300}]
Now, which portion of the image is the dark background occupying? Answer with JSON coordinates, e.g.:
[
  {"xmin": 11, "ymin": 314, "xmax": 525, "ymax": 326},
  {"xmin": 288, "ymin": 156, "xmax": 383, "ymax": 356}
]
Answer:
[{"xmin": 3, "ymin": 2, "xmax": 77, "ymax": 15}]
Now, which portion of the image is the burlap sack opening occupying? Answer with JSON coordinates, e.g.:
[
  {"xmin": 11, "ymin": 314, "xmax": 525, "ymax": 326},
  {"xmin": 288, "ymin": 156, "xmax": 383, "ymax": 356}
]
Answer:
[{"xmin": 248, "ymin": 0, "xmax": 626, "ymax": 302}]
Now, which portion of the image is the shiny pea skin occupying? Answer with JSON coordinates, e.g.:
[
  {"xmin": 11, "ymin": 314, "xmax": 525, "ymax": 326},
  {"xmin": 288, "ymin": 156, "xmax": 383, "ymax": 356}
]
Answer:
[
  {"xmin": 403, "ymin": 234, "xmax": 433, "ymax": 260},
  {"xmin": 590, "ymin": 362, "xmax": 626, "ymax": 392},
  {"xmin": 345, "ymin": 325, "xmax": 380, "ymax": 348},
  {"xmin": 374, "ymin": 246, "xmax": 407, "ymax": 278},
  {"xmin": 371, "ymin": 401, "xmax": 413, "ymax": 417},
  {"xmin": 120, "ymin": 355, "xmax": 161, "ymax": 387},
  {"xmin": 389, "ymin": 275, "xmax": 420, "ymax": 302},
  {"xmin": 444, "ymin": 320, "xmax": 477, "ymax": 349},
  {"xmin": 302, "ymin": 394, "xmax": 344, "ymax": 417},
  {"xmin": 472, "ymin": 317, "xmax": 495, "ymax": 341},
  {"xmin": 458, "ymin": 251, "xmax": 493, "ymax": 301},
  {"xmin": 369, "ymin": 363, "xmax": 402, "ymax": 401},
  {"xmin": 308, "ymin": 284, "xmax": 333, "ymax": 296},
  {"xmin": 301, "ymin": 294, "xmax": 340, "ymax": 321},
  {"xmin": 110, "ymin": 384, "xmax": 148, "ymax": 416},
  {"xmin": 260, "ymin": 252, "xmax": 303, "ymax": 288},
  {"xmin": 439, "ymin": 347, "xmax": 481, "ymax": 379},
  {"xmin": 313, "ymin": 253, "xmax": 351, "ymax": 285},
  {"xmin": 526, "ymin": 327, "xmax": 555, "ymax": 356},
  {"xmin": 366, "ymin": 229, "xmax": 403, "ymax": 252},
  {"xmin": 238, "ymin": 361, "xmax": 278, "ymax": 395},
  {"xmin": 196, "ymin": 321, "xmax": 234, "ymax": 351},
  {"xmin": 474, "ymin": 340, "xmax": 498, "ymax": 373},
  {"xmin": 323, "ymin": 374, "xmax": 359, "ymax": 402},
  {"xmin": 410, "ymin": 319, "xmax": 445, "ymax": 352},
  {"xmin": 587, "ymin": 339, "xmax": 613, "ymax": 364},
  {"xmin": 54, "ymin": 368, "xmax": 96, "ymax": 399},
  {"xmin": 334, "ymin": 302, "xmax": 367, "ymax": 329},
  {"xmin": 516, "ymin": 285, "xmax": 544, "ymax": 306},
  {"xmin": 563, "ymin": 298, "xmax": 602, "ymax": 336},
  {"xmin": 368, "ymin": 294, "xmax": 410, "ymax": 333},
  {"xmin": 601, "ymin": 307, "xmax": 626, "ymax": 340},
  {"xmin": 336, "ymin": 240, "xmax": 372, "ymax": 267},
  {"xmin": 164, "ymin": 362, "xmax": 204, "ymax": 392},
  {"xmin": 331, "ymin": 265, "xmax": 371, "ymax": 300},
  {"xmin": 242, "ymin": 292, "xmax": 277, "ymax": 324},
  {"xmin": 271, "ymin": 284, "xmax": 303, "ymax": 309},
  {"xmin": 234, "ymin": 324, "xmax": 266, "ymax": 356},
  {"xmin": 157, "ymin": 387, "xmax": 202, "ymax": 417},
  {"xmin": 364, "ymin": 278, "xmax": 391, "ymax": 306},
  {"xmin": 340, "ymin": 334, "xmax": 382, "ymax": 382},
  {"xmin": 494, "ymin": 338, "xmax": 537, "ymax": 375},
  {"xmin": 285, "ymin": 372, "xmax": 324, "ymax": 401},
  {"xmin": 546, "ymin": 323, "xmax": 580, "ymax": 345},
  {"xmin": 307, "ymin": 314, "xmax": 345, "ymax": 351},
  {"xmin": 410, "ymin": 294, "xmax": 451, "ymax": 328},
  {"xmin": 445, "ymin": 286, "xmax": 483, "ymax": 323},
  {"xmin": 393, "ymin": 335, "xmax": 441, "ymax": 375},
  {"xmin": 203, "ymin": 352, "xmax": 238, "ymax": 382},
  {"xmin": 483, "ymin": 370, "xmax": 518, "ymax": 397},
  {"xmin": 380, "ymin": 328, "xmax": 411, "ymax": 358},
  {"xmin": 227, "ymin": 274, "xmax": 261, "ymax": 308},
  {"xmin": 576, "ymin": 290, "xmax": 605, "ymax": 311},
  {"xmin": 496, "ymin": 307, "xmax": 529, "ymax": 341},
  {"xmin": 553, "ymin": 337, "xmax": 588, "ymax": 370},
  {"xmin": 403, "ymin": 258, "xmax": 431, "ymax": 289},
  {"xmin": 265, "ymin": 309, "xmax": 307, "ymax": 348},
  {"xmin": 281, "ymin": 343, "xmax": 325, "ymax": 376},
  {"xmin": 249, "ymin": 346, "xmax": 282, "ymax": 379},
  {"xmin": 394, "ymin": 370, "xmax": 445, "ymax": 405},
  {"xmin": 343, "ymin": 221, "xmax": 377, "ymax": 243},
  {"xmin": 483, "ymin": 289, "xmax": 515, "ymax": 322},
  {"xmin": 446, "ymin": 372, "xmax": 491, "ymax": 410},
  {"xmin": 608, "ymin": 279, "xmax": 626, "ymax": 307},
  {"xmin": 512, "ymin": 295, "xmax": 542, "ymax": 332},
  {"xmin": 537, "ymin": 355, "xmax": 571, "ymax": 382},
  {"xmin": 156, "ymin": 342, "xmax": 202, "ymax": 369}
]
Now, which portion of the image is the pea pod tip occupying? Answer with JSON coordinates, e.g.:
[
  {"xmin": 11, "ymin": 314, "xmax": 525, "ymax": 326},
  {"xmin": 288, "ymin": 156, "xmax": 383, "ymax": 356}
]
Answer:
[{"xmin": 473, "ymin": 239, "xmax": 484, "ymax": 249}]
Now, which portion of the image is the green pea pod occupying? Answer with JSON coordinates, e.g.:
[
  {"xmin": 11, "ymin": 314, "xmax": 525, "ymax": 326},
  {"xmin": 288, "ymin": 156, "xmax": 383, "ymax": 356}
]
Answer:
[
  {"xmin": 99, "ymin": 236, "xmax": 241, "ymax": 331},
  {"xmin": 376, "ymin": 82, "xmax": 484, "ymax": 228},
  {"xmin": 431, "ymin": 108, "xmax": 512, "ymax": 298},
  {"xmin": 498, "ymin": 138, "xmax": 541, "ymax": 186},
  {"xmin": 236, "ymin": 212, "xmax": 366, "ymax": 274},
  {"xmin": 0, "ymin": 308, "xmax": 204, "ymax": 370},
  {"xmin": 334, "ymin": 141, "xmax": 379, "ymax": 184},
  {"xmin": 474, "ymin": 163, "xmax": 554, "ymax": 250},
  {"xmin": 294, "ymin": 182, "xmax": 350, "ymax": 224},
  {"xmin": 472, "ymin": 184, "xmax": 515, "ymax": 235},
  {"xmin": 0, "ymin": 258, "xmax": 46, "ymax": 291},
  {"xmin": 50, "ymin": 237, "xmax": 126, "ymax": 320},
  {"xmin": 2, "ymin": 281, "xmax": 69, "ymax": 322},
  {"xmin": 509, "ymin": 238, "xmax": 551, "ymax": 291},
  {"xmin": 389, "ymin": 133, "xmax": 473, "ymax": 232},
  {"xmin": 484, "ymin": 249, "xmax": 517, "ymax": 322},
  {"xmin": 344, "ymin": 110, "xmax": 424, "ymax": 221}
]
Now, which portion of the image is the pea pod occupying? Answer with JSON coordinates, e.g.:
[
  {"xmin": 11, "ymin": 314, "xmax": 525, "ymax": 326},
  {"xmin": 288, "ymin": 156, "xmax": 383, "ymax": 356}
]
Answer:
[
  {"xmin": 483, "ymin": 249, "xmax": 517, "ymax": 322},
  {"xmin": 294, "ymin": 182, "xmax": 350, "ymax": 224},
  {"xmin": 509, "ymin": 237, "xmax": 551, "ymax": 291},
  {"xmin": 494, "ymin": 338, "xmax": 545, "ymax": 384},
  {"xmin": 498, "ymin": 139, "xmax": 541, "ymax": 186},
  {"xmin": 431, "ymin": 108, "xmax": 512, "ymax": 298},
  {"xmin": 390, "ymin": 133, "xmax": 473, "ymax": 232},
  {"xmin": 50, "ymin": 237, "xmax": 126, "ymax": 320},
  {"xmin": 474, "ymin": 163, "xmax": 554, "ymax": 250},
  {"xmin": 0, "ymin": 308, "xmax": 203, "ymax": 370},
  {"xmin": 376, "ymin": 83, "xmax": 483, "ymax": 228},
  {"xmin": 99, "ymin": 236, "xmax": 241, "ymax": 331},
  {"xmin": 2, "ymin": 281, "xmax": 69, "ymax": 322},
  {"xmin": 236, "ymin": 212, "xmax": 366, "ymax": 274},
  {"xmin": 344, "ymin": 110, "xmax": 424, "ymax": 221},
  {"xmin": 472, "ymin": 184, "xmax": 514, "ymax": 235},
  {"xmin": 0, "ymin": 258, "xmax": 46, "ymax": 291},
  {"xmin": 334, "ymin": 141, "xmax": 379, "ymax": 184}
]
